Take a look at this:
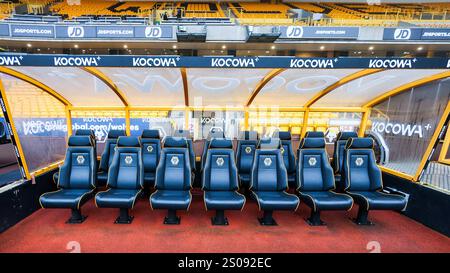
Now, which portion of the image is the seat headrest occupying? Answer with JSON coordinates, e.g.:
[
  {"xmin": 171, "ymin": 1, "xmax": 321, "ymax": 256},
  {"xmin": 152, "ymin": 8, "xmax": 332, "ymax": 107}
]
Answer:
[
  {"xmin": 305, "ymin": 131, "xmax": 324, "ymax": 138},
  {"xmin": 108, "ymin": 130, "xmax": 126, "ymax": 139},
  {"xmin": 346, "ymin": 137, "xmax": 374, "ymax": 149},
  {"xmin": 117, "ymin": 136, "xmax": 140, "ymax": 147},
  {"xmin": 207, "ymin": 129, "xmax": 225, "ymax": 140},
  {"xmin": 337, "ymin": 131, "xmax": 358, "ymax": 141},
  {"xmin": 141, "ymin": 129, "xmax": 160, "ymax": 139},
  {"xmin": 173, "ymin": 130, "xmax": 190, "ymax": 138},
  {"xmin": 75, "ymin": 129, "xmax": 95, "ymax": 138},
  {"xmin": 239, "ymin": 130, "xmax": 258, "ymax": 140},
  {"xmin": 259, "ymin": 137, "xmax": 281, "ymax": 149},
  {"xmin": 273, "ymin": 131, "xmax": 291, "ymax": 140},
  {"xmin": 300, "ymin": 138, "xmax": 325, "ymax": 149},
  {"xmin": 164, "ymin": 136, "xmax": 188, "ymax": 148},
  {"xmin": 68, "ymin": 135, "xmax": 93, "ymax": 147},
  {"xmin": 209, "ymin": 138, "xmax": 233, "ymax": 149}
]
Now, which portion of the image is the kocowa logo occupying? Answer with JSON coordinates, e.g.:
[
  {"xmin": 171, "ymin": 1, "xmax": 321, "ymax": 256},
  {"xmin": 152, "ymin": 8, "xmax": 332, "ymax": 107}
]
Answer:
[
  {"xmin": 67, "ymin": 26, "xmax": 84, "ymax": 38},
  {"xmin": 393, "ymin": 29, "xmax": 411, "ymax": 40},
  {"xmin": 290, "ymin": 59, "xmax": 334, "ymax": 68},
  {"xmin": 371, "ymin": 121, "xmax": 431, "ymax": 138},
  {"xmin": 368, "ymin": 59, "xmax": 412, "ymax": 68},
  {"xmin": 132, "ymin": 57, "xmax": 177, "ymax": 67},
  {"xmin": 54, "ymin": 57, "xmax": 99, "ymax": 66},
  {"xmin": 145, "ymin": 27, "xmax": 162, "ymax": 38},
  {"xmin": 286, "ymin": 26, "xmax": 303, "ymax": 38},
  {"xmin": 0, "ymin": 56, "xmax": 21, "ymax": 65},
  {"xmin": 211, "ymin": 58, "xmax": 256, "ymax": 68}
]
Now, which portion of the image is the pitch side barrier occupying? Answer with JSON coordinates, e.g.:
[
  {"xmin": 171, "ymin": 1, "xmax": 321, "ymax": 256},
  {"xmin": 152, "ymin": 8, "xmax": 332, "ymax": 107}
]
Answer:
[{"xmin": 0, "ymin": 54, "xmax": 449, "ymax": 69}]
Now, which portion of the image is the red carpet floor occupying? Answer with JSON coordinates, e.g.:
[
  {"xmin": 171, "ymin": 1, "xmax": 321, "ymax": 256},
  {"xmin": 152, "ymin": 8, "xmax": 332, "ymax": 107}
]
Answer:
[{"xmin": 1, "ymin": 191, "xmax": 449, "ymax": 253}]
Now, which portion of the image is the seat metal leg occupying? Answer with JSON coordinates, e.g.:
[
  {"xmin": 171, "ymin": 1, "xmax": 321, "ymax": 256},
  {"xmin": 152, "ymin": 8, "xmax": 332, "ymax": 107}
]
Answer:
[
  {"xmin": 211, "ymin": 210, "xmax": 229, "ymax": 225},
  {"xmin": 66, "ymin": 208, "xmax": 87, "ymax": 224},
  {"xmin": 306, "ymin": 210, "xmax": 326, "ymax": 226},
  {"xmin": 258, "ymin": 210, "xmax": 277, "ymax": 226},
  {"xmin": 115, "ymin": 208, "xmax": 134, "ymax": 224},
  {"xmin": 164, "ymin": 209, "xmax": 181, "ymax": 225},
  {"xmin": 352, "ymin": 207, "xmax": 373, "ymax": 225}
]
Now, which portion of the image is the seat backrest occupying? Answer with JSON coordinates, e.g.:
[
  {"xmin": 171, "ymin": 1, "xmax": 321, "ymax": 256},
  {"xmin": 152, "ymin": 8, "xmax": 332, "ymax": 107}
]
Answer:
[
  {"xmin": 201, "ymin": 130, "xmax": 226, "ymax": 169},
  {"xmin": 333, "ymin": 131, "xmax": 358, "ymax": 174},
  {"xmin": 171, "ymin": 131, "xmax": 196, "ymax": 171},
  {"xmin": 305, "ymin": 131, "xmax": 324, "ymax": 138},
  {"xmin": 250, "ymin": 149, "xmax": 287, "ymax": 192},
  {"xmin": 99, "ymin": 130, "xmax": 126, "ymax": 172},
  {"xmin": 74, "ymin": 129, "xmax": 96, "ymax": 143},
  {"xmin": 155, "ymin": 147, "xmax": 191, "ymax": 191},
  {"xmin": 258, "ymin": 137, "xmax": 281, "ymax": 150},
  {"xmin": 236, "ymin": 139, "xmax": 258, "ymax": 174},
  {"xmin": 239, "ymin": 130, "xmax": 259, "ymax": 141},
  {"xmin": 59, "ymin": 136, "xmax": 96, "ymax": 190},
  {"xmin": 201, "ymin": 138, "xmax": 232, "ymax": 170},
  {"xmin": 274, "ymin": 131, "xmax": 296, "ymax": 173},
  {"xmin": 141, "ymin": 129, "xmax": 161, "ymax": 173},
  {"xmin": 297, "ymin": 138, "xmax": 334, "ymax": 191},
  {"xmin": 343, "ymin": 137, "xmax": 382, "ymax": 192},
  {"xmin": 202, "ymin": 149, "xmax": 238, "ymax": 191},
  {"xmin": 107, "ymin": 136, "xmax": 143, "ymax": 190}
]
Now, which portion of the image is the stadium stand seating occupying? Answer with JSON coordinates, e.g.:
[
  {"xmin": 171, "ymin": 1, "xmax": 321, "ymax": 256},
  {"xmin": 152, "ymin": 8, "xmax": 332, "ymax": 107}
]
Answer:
[
  {"xmin": 39, "ymin": 135, "xmax": 96, "ymax": 223},
  {"xmin": 95, "ymin": 136, "xmax": 143, "ymax": 224},
  {"xmin": 1, "ymin": 1, "xmax": 448, "ymax": 27}
]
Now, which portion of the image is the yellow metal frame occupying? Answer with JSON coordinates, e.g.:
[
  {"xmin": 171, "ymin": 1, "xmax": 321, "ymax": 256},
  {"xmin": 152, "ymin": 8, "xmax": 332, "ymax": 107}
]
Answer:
[
  {"xmin": 304, "ymin": 69, "xmax": 383, "ymax": 107},
  {"xmin": 1, "ymin": 65, "xmax": 448, "ymax": 184},
  {"xmin": 246, "ymin": 68, "xmax": 284, "ymax": 107},
  {"xmin": 0, "ymin": 67, "xmax": 72, "ymax": 107},
  {"xmin": 364, "ymin": 70, "xmax": 450, "ymax": 107},
  {"xmin": 0, "ymin": 78, "xmax": 31, "ymax": 180},
  {"xmin": 82, "ymin": 67, "xmax": 130, "ymax": 106},
  {"xmin": 358, "ymin": 108, "xmax": 370, "ymax": 137},
  {"xmin": 31, "ymin": 160, "xmax": 63, "ymax": 177},
  {"xmin": 414, "ymin": 101, "xmax": 450, "ymax": 181},
  {"xmin": 438, "ymin": 125, "xmax": 450, "ymax": 163},
  {"xmin": 379, "ymin": 166, "xmax": 414, "ymax": 181}
]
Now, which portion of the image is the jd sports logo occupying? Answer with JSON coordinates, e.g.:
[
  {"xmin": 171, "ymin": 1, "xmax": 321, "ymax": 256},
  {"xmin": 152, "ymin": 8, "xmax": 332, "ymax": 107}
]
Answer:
[
  {"xmin": 68, "ymin": 26, "xmax": 84, "ymax": 38},
  {"xmin": 394, "ymin": 29, "xmax": 411, "ymax": 40},
  {"xmin": 286, "ymin": 26, "xmax": 303, "ymax": 38},
  {"xmin": 145, "ymin": 27, "xmax": 162, "ymax": 38}
]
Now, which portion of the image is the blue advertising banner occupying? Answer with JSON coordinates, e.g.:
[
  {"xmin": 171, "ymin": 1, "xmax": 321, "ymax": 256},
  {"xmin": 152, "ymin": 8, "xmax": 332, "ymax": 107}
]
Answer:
[
  {"xmin": 421, "ymin": 28, "xmax": 450, "ymax": 40},
  {"xmin": 134, "ymin": 25, "xmax": 173, "ymax": 39},
  {"xmin": 55, "ymin": 25, "xmax": 97, "ymax": 38},
  {"xmin": 10, "ymin": 24, "xmax": 54, "ymax": 38},
  {"xmin": 96, "ymin": 25, "xmax": 135, "ymax": 38},
  {"xmin": 383, "ymin": 28, "xmax": 450, "ymax": 40},
  {"xmin": 2, "ymin": 23, "xmax": 174, "ymax": 40},
  {"xmin": 0, "ymin": 24, "xmax": 9, "ymax": 36},
  {"xmin": 279, "ymin": 26, "xmax": 359, "ymax": 39},
  {"xmin": 0, "ymin": 54, "xmax": 448, "ymax": 69},
  {"xmin": 14, "ymin": 118, "xmax": 67, "ymax": 137}
]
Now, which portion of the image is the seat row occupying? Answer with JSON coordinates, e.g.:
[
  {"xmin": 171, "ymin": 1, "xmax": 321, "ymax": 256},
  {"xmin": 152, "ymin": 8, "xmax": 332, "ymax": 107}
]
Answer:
[{"xmin": 40, "ymin": 129, "xmax": 407, "ymax": 226}]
